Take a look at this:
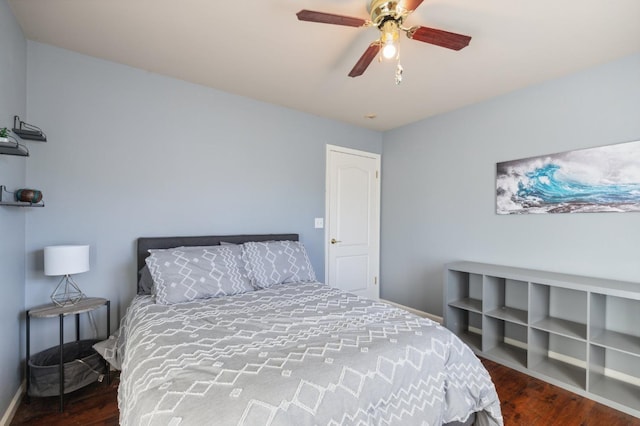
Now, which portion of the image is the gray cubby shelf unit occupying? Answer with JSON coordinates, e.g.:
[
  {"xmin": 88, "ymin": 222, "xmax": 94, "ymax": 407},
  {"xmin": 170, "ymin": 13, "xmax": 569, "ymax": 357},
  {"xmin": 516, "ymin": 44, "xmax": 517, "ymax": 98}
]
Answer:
[{"xmin": 444, "ymin": 261, "xmax": 640, "ymax": 419}]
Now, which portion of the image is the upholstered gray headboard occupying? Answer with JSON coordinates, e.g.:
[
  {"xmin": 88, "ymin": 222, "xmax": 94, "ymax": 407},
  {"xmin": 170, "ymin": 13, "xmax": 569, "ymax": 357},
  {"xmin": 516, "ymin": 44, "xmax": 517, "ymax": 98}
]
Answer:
[{"xmin": 136, "ymin": 233, "xmax": 299, "ymax": 277}]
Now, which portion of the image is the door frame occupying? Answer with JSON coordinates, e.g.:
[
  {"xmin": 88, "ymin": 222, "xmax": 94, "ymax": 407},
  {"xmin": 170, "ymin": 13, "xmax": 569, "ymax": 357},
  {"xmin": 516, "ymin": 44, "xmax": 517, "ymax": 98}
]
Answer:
[{"xmin": 324, "ymin": 144, "xmax": 381, "ymax": 292}]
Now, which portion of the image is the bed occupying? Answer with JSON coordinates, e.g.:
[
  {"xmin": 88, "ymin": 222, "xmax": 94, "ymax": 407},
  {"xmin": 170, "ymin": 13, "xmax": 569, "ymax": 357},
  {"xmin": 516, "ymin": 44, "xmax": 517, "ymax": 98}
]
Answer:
[{"xmin": 107, "ymin": 234, "xmax": 503, "ymax": 426}]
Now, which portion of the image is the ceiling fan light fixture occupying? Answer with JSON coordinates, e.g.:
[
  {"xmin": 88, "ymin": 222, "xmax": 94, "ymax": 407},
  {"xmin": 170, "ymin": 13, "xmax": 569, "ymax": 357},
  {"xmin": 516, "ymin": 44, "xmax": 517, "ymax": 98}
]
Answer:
[
  {"xmin": 296, "ymin": 0, "xmax": 471, "ymax": 81},
  {"xmin": 380, "ymin": 20, "xmax": 400, "ymax": 60}
]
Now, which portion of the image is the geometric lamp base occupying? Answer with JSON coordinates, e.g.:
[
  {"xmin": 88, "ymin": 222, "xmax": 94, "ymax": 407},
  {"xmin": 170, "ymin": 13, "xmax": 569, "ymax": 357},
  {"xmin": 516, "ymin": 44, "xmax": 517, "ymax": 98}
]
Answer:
[{"xmin": 50, "ymin": 274, "xmax": 85, "ymax": 307}]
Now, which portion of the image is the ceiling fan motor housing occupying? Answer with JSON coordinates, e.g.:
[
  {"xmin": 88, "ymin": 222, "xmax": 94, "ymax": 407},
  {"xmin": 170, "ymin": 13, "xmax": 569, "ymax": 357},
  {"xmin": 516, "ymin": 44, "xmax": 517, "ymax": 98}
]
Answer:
[{"xmin": 368, "ymin": 0, "xmax": 406, "ymax": 27}]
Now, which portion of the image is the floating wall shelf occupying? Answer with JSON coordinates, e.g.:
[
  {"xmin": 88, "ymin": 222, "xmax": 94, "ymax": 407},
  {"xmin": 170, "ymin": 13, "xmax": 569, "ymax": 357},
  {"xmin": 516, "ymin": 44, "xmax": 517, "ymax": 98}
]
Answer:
[
  {"xmin": 0, "ymin": 115, "xmax": 47, "ymax": 156},
  {"xmin": 0, "ymin": 139, "xmax": 29, "ymax": 156},
  {"xmin": 12, "ymin": 116, "xmax": 47, "ymax": 142}
]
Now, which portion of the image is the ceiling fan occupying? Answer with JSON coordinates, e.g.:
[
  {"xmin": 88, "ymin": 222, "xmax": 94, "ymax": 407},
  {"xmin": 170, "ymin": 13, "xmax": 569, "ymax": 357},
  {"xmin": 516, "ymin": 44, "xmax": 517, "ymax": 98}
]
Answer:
[{"xmin": 297, "ymin": 0, "xmax": 471, "ymax": 83}]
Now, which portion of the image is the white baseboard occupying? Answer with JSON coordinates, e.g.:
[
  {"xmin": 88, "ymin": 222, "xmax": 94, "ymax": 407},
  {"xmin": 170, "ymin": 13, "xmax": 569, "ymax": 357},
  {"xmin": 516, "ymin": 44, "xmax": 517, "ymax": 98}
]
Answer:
[
  {"xmin": 0, "ymin": 380, "xmax": 24, "ymax": 426},
  {"xmin": 380, "ymin": 299, "xmax": 443, "ymax": 324}
]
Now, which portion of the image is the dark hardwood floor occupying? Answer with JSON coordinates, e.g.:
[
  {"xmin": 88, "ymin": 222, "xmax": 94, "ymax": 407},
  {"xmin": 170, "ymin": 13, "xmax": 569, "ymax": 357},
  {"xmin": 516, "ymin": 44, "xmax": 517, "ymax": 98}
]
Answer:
[
  {"xmin": 485, "ymin": 360, "xmax": 640, "ymax": 426},
  {"xmin": 11, "ymin": 374, "xmax": 120, "ymax": 426},
  {"xmin": 10, "ymin": 359, "xmax": 640, "ymax": 425}
]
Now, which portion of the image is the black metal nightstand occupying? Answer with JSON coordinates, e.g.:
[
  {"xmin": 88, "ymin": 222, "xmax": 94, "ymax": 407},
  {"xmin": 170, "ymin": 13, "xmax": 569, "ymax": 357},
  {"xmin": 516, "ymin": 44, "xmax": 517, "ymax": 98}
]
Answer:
[{"xmin": 26, "ymin": 297, "xmax": 110, "ymax": 412}]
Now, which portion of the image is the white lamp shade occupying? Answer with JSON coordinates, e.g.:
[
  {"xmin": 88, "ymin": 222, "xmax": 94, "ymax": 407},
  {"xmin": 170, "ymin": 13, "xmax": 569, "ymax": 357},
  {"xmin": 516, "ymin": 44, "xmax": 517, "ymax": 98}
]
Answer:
[{"xmin": 44, "ymin": 245, "xmax": 90, "ymax": 276}]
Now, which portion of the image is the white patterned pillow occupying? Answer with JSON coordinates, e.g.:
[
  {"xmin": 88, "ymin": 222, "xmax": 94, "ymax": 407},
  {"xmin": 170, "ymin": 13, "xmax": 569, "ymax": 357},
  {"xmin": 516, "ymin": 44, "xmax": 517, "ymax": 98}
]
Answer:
[
  {"xmin": 242, "ymin": 240, "xmax": 316, "ymax": 288},
  {"xmin": 146, "ymin": 245, "xmax": 253, "ymax": 305}
]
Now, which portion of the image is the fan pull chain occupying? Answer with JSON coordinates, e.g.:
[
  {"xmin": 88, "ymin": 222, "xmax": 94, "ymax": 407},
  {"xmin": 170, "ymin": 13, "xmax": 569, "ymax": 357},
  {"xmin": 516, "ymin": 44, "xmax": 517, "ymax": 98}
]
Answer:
[{"xmin": 395, "ymin": 62, "xmax": 403, "ymax": 85}]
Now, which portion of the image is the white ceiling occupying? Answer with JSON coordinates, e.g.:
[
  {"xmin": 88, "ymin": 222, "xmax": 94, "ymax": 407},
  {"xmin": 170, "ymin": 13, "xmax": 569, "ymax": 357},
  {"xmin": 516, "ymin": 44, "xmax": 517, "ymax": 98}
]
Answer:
[{"xmin": 8, "ymin": 0, "xmax": 640, "ymax": 131}]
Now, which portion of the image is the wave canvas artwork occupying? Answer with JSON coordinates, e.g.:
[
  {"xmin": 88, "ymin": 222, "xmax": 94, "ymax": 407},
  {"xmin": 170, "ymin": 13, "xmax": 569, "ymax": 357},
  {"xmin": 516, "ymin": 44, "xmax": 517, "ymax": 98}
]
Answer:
[{"xmin": 496, "ymin": 140, "xmax": 640, "ymax": 214}]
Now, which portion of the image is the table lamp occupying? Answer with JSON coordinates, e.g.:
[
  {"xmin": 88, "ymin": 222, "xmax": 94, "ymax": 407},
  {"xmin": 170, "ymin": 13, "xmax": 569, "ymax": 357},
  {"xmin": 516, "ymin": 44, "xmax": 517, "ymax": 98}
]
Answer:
[{"xmin": 44, "ymin": 245, "xmax": 90, "ymax": 307}]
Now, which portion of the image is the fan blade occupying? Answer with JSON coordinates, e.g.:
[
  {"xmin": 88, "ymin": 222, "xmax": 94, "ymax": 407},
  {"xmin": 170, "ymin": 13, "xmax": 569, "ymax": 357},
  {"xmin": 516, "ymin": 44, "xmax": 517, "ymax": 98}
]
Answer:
[
  {"xmin": 408, "ymin": 26, "xmax": 471, "ymax": 50},
  {"xmin": 400, "ymin": 0, "xmax": 425, "ymax": 12},
  {"xmin": 296, "ymin": 10, "xmax": 366, "ymax": 27},
  {"xmin": 348, "ymin": 43, "xmax": 381, "ymax": 77}
]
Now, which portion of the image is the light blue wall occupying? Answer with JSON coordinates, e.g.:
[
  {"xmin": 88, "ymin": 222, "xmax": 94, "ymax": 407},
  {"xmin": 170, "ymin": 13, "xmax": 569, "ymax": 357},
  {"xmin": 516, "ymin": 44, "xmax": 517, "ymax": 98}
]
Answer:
[
  {"xmin": 0, "ymin": 0, "xmax": 27, "ymax": 416},
  {"xmin": 4, "ymin": 12, "xmax": 639, "ymax": 416},
  {"xmin": 381, "ymin": 53, "xmax": 640, "ymax": 315},
  {"xmin": 23, "ymin": 42, "xmax": 382, "ymax": 353}
]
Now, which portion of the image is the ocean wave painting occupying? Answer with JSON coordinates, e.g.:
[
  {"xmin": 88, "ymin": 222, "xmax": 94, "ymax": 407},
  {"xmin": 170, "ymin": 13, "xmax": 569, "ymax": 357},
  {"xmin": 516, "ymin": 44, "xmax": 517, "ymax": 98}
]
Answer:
[{"xmin": 496, "ymin": 140, "xmax": 640, "ymax": 214}]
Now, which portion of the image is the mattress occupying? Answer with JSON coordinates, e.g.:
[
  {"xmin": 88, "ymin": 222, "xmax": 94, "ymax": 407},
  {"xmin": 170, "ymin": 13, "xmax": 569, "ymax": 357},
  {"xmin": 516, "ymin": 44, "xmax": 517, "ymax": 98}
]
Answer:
[{"xmin": 115, "ymin": 282, "xmax": 503, "ymax": 425}]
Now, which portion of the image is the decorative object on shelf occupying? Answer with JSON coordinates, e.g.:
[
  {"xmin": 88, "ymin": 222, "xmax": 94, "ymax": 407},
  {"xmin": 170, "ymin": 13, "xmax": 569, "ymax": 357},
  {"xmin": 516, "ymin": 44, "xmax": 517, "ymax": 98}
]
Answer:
[
  {"xmin": 497, "ymin": 139, "xmax": 640, "ymax": 214},
  {"xmin": 0, "ymin": 127, "xmax": 29, "ymax": 156},
  {"xmin": 0, "ymin": 185, "xmax": 44, "ymax": 206},
  {"xmin": 12, "ymin": 115, "xmax": 47, "ymax": 141},
  {"xmin": 0, "ymin": 127, "xmax": 10, "ymax": 141},
  {"xmin": 15, "ymin": 188, "xmax": 43, "ymax": 203},
  {"xmin": 44, "ymin": 245, "xmax": 90, "ymax": 307}
]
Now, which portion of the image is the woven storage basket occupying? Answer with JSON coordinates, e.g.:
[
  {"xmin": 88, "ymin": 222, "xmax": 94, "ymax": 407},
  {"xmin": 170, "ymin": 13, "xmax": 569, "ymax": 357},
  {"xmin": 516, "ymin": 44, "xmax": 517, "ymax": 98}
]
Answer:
[{"xmin": 28, "ymin": 339, "xmax": 106, "ymax": 397}]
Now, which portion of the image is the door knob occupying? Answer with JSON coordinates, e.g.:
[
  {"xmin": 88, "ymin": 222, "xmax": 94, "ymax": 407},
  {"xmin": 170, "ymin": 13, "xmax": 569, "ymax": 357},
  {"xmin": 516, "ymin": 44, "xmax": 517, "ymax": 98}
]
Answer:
[{"xmin": 330, "ymin": 238, "xmax": 342, "ymax": 244}]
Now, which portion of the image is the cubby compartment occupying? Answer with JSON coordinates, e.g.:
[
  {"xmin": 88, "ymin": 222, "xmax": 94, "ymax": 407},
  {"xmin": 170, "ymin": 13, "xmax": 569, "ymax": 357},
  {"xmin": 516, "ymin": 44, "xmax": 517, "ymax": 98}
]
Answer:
[
  {"xmin": 445, "ymin": 270, "xmax": 483, "ymax": 313},
  {"xmin": 590, "ymin": 293, "xmax": 640, "ymax": 355},
  {"xmin": 484, "ymin": 276, "xmax": 528, "ymax": 325},
  {"xmin": 589, "ymin": 345, "xmax": 640, "ymax": 413},
  {"xmin": 447, "ymin": 307, "xmax": 482, "ymax": 352},
  {"xmin": 530, "ymin": 283, "xmax": 587, "ymax": 340},
  {"xmin": 529, "ymin": 328, "xmax": 587, "ymax": 390},
  {"xmin": 483, "ymin": 316, "xmax": 527, "ymax": 368}
]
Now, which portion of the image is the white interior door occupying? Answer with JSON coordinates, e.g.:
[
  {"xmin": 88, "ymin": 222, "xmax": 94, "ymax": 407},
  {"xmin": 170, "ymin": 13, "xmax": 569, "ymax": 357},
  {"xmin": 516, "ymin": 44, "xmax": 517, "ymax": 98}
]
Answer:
[{"xmin": 325, "ymin": 145, "xmax": 380, "ymax": 299}]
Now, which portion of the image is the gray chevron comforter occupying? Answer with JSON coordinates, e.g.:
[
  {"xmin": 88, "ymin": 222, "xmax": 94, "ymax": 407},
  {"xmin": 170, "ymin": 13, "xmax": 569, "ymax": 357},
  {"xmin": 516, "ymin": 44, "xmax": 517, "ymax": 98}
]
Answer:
[{"xmin": 116, "ymin": 282, "xmax": 502, "ymax": 426}]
